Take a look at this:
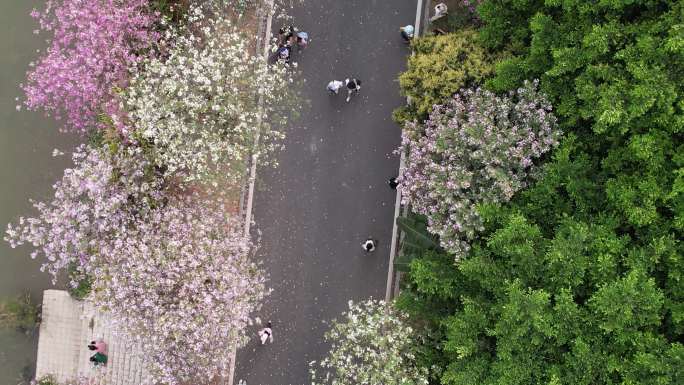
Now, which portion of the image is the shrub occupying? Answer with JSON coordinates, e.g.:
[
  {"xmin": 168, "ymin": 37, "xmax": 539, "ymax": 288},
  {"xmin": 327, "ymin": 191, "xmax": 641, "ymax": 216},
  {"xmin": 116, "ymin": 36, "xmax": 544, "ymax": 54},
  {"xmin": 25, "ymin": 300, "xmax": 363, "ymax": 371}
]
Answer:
[
  {"xmin": 397, "ymin": 29, "xmax": 495, "ymax": 122},
  {"xmin": 0, "ymin": 292, "xmax": 40, "ymax": 334},
  {"xmin": 399, "ymin": 80, "xmax": 560, "ymax": 259}
]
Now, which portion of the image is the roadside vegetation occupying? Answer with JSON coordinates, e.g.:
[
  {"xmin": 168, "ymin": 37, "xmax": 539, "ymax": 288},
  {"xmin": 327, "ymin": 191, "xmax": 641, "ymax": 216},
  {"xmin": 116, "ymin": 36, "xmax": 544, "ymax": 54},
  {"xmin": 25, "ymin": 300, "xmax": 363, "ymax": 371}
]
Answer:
[
  {"xmin": 7, "ymin": 1, "xmax": 297, "ymax": 384},
  {"xmin": 317, "ymin": 0, "xmax": 683, "ymax": 384}
]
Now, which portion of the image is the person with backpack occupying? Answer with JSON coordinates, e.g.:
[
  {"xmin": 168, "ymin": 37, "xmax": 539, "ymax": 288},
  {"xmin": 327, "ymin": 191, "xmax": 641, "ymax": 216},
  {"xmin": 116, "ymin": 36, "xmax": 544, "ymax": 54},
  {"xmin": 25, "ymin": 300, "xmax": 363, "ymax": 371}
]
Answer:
[
  {"xmin": 345, "ymin": 78, "xmax": 362, "ymax": 102},
  {"xmin": 361, "ymin": 238, "xmax": 377, "ymax": 253},
  {"xmin": 259, "ymin": 321, "xmax": 273, "ymax": 345}
]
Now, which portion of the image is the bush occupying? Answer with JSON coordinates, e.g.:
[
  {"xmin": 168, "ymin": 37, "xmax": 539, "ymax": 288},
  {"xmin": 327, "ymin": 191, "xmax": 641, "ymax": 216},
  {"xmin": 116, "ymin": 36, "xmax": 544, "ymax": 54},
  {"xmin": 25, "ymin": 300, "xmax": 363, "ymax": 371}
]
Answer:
[
  {"xmin": 0, "ymin": 292, "xmax": 40, "ymax": 334},
  {"xmin": 397, "ymin": 29, "xmax": 495, "ymax": 122}
]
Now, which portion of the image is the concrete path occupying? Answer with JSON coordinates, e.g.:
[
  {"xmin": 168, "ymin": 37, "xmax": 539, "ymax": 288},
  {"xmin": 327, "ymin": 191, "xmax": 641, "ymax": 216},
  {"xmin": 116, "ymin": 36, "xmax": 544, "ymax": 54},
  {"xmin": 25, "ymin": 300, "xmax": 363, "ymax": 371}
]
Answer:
[
  {"xmin": 234, "ymin": 1, "xmax": 416, "ymax": 384},
  {"xmin": 35, "ymin": 290, "xmax": 144, "ymax": 385}
]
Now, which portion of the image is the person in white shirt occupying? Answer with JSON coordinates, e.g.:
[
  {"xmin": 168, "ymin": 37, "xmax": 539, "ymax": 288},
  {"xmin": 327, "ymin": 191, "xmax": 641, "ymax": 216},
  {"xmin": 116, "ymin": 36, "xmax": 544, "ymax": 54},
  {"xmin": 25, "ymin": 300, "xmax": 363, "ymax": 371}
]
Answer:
[
  {"xmin": 362, "ymin": 238, "xmax": 377, "ymax": 253},
  {"xmin": 327, "ymin": 80, "xmax": 344, "ymax": 95},
  {"xmin": 400, "ymin": 25, "xmax": 415, "ymax": 43},
  {"xmin": 430, "ymin": 3, "xmax": 448, "ymax": 22}
]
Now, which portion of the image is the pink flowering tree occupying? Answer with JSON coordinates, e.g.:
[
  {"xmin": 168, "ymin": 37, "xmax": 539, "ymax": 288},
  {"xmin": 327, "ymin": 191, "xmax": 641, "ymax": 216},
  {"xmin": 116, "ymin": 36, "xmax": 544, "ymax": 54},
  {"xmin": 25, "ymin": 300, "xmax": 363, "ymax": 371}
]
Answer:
[
  {"xmin": 5, "ymin": 144, "xmax": 266, "ymax": 384},
  {"xmin": 22, "ymin": 0, "xmax": 159, "ymax": 134},
  {"xmin": 92, "ymin": 195, "xmax": 264, "ymax": 384},
  {"xmin": 5, "ymin": 144, "xmax": 163, "ymax": 280},
  {"xmin": 399, "ymin": 80, "xmax": 561, "ymax": 259}
]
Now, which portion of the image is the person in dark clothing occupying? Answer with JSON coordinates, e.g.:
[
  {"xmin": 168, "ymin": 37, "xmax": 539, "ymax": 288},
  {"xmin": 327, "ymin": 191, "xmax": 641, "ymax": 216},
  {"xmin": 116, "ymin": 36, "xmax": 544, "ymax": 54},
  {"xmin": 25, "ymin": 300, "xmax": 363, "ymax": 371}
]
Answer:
[
  {"xmin": 345, "ymin": 78, "xmax": 362, "ymax": 102},
  {"xmin": 276, "ymin": 45, "xmax": 291, "ymax": 64},
  {"xmin": 259, "ymin": 321, "xmax": 273, "ymax": 345},
  {"xmin": 278, "ymin": 25, "xmax": 297, "ymax": 46},
  {"xmin": 388, "ymin": 177, "xmax": 399, "ymax": 190}
]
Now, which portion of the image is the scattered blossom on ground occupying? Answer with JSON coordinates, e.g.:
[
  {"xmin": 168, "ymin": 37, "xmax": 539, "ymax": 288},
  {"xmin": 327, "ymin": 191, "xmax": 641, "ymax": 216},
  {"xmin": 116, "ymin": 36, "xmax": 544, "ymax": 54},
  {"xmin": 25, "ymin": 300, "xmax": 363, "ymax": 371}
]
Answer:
[
  {"xmin": 399, "ymin": 80, "xmax": 561, "ymax": 258},
  {"xmin": 310, "ymin": 299, "xmax": 429, "ymax": 385},
  {"xmin": 22, "ymin": 0, "xmax": 159, "ymax": 133}
]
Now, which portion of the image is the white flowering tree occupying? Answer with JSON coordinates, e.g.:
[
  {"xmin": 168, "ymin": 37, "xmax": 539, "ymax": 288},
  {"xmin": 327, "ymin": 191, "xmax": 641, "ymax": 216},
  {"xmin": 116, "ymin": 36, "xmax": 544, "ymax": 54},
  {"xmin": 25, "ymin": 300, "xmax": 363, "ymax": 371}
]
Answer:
[
  {"xmin": 124, "ymin": 4, "xmax": 296, "ymax": 185},
  {"xmin": 310, "ymin": 300, "xmax": 429, "ymax": 385}
]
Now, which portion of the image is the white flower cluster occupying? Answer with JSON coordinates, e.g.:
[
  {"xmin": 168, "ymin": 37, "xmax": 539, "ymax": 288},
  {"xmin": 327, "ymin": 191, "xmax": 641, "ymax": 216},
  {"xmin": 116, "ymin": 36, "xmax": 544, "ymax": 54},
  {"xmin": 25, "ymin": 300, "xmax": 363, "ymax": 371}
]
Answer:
[
  {"xmin": 311, "ymin": 300, "xmax": 429, "ymax": 385},
  {"xmin": 125, "ymin": 4, "xmax": 294, "ymax": 185}
]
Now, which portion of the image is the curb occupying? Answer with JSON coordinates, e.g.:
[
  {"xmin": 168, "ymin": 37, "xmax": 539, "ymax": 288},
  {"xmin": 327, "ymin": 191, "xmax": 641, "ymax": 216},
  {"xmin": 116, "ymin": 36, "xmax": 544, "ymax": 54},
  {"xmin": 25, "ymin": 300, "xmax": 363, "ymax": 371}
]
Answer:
[
  {"xmin": 384, "ymin": 0, "xmax": 426, "ymax": 302},
  {"xmin": 227, "ymin": 1, "xmax": 275, "ymax": 385}
]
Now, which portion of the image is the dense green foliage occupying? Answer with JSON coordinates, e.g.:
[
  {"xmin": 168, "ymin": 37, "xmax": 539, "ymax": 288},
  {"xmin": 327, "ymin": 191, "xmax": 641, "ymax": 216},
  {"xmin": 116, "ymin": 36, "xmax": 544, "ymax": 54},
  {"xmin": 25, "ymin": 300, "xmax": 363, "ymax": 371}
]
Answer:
[
  {"xmin": 397, "ymin": 29, "xmax": 496, "ymax": 122},
  {"xmin": 396, "ymin": 1, "xmax": 684, "ymax": 384}
]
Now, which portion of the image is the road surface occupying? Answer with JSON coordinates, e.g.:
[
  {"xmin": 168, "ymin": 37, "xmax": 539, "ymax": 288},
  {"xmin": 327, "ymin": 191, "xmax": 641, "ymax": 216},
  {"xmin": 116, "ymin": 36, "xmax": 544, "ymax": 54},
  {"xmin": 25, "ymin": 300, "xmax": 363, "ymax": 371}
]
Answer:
[{"xmin": 235, "ymin": 1, "xmax": 416, "ymax": 384}]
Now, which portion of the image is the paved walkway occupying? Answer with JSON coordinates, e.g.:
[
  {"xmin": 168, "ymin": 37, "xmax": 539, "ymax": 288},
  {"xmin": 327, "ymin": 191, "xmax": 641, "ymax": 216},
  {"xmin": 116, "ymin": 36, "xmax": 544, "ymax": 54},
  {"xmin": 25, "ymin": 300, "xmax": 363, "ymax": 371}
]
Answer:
[
  {"xmin": 234, "ymin": 1, "xmax": 416, "ymax": 384},
  {"xmin": 35, "ymin": 290, "xmax": 144, "ymax": 385}
]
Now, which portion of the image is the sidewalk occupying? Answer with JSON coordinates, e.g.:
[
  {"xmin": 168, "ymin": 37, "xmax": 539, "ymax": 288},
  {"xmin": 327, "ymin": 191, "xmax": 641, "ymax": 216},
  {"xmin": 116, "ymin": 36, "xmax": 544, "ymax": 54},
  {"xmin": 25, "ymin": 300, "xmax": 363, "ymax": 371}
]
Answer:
[{"xmin": 35, "ymin": 290, "xmax": 144, "ymax": 385}]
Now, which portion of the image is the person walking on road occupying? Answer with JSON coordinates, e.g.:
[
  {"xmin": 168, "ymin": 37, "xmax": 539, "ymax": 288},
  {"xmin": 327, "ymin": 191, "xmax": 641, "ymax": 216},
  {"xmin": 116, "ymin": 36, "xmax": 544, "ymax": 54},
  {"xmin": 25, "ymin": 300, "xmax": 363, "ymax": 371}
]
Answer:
[
  {"xmin": 345, "ymin": 78, "xmax": 362, "ymax": 102},
  {"xmin": 400, "ymin": 25, "xmax": 414, "ymax": 43},
  {"xmin": 296, "ymin": 31, "xmax": 309, "ymax": 52},
  {"xmin": 327, "ymin": 79, "xmax": 344, "ymax": 95},
  {"xmin": 388, "ymin": 177, "xmax": 399, "ymax": 190},
  {"xmin": 361, "ymin": 238, "xmax": 377, "ymax": 253},
  {"xmin": 259, "ymin": 321, "xmax": 273, "ymax": 345}
]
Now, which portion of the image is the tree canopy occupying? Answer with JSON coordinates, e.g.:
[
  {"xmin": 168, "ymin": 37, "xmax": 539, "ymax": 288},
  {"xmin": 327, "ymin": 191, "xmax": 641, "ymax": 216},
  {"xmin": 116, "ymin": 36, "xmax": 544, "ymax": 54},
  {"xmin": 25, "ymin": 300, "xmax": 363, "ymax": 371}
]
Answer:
[{"xmin": 395, "ymin": 1, "xmax": 684, "ymax": 384}]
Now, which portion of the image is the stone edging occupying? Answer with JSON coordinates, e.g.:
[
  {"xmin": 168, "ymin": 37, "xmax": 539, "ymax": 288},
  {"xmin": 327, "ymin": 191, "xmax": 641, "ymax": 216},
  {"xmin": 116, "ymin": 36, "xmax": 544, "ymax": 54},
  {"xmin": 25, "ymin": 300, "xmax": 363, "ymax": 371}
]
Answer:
[
  {"xmin": 226, "ymin": 1, "xmax": 275, "ymax": 384},
  {"xmin": 384, "ymin": 0, "xmax": 427, "ymax": 302}
]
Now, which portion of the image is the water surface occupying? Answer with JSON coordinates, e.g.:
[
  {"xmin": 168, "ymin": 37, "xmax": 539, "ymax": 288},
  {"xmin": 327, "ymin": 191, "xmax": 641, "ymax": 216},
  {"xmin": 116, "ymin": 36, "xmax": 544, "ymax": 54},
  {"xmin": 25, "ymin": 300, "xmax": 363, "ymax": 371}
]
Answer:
[{"xmin": 1, "ymin": 1, "xmax": 77, "ymax": 383}]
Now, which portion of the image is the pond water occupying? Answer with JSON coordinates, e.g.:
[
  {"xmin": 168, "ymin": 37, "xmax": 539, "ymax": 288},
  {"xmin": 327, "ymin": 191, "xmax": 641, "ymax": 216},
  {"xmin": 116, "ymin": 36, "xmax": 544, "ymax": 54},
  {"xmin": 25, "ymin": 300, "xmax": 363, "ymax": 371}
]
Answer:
[{"xmin": 0, "ymin": 1, "xmax": 77, "ymax": 383}]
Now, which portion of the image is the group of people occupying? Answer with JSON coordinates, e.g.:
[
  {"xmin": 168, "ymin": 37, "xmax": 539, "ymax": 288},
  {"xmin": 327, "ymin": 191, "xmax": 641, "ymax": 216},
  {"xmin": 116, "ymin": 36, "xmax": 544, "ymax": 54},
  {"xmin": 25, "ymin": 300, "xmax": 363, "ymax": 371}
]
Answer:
[
  {"xmin": 326, "ymin": 78, "xmax": 362, "ymax": 103},
  {"xmin": 400, "ymin": 3, "xmax": 448, "ymax": 43},
  {"xmin": 87, "ymin": 339, "xmax": 108, "ymax": 367},
  {"xmin": 274, "ymin": 25, "xmax": 308, "ymax": 64}
]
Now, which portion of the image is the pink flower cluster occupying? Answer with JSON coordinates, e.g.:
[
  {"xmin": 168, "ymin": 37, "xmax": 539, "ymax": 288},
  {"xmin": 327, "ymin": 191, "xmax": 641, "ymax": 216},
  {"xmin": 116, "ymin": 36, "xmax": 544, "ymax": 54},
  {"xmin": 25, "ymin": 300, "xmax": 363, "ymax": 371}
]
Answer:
[
  {"xmin": 461, "ymin": 0, "xmax": 483, "ymax": 16},
  {"xmin": 22, "ymin": 0, "xmax": 159, "ymax": 133},
  {"xmin": 399, "ymin": 80, "xmax": 561, "ymax": 258}
]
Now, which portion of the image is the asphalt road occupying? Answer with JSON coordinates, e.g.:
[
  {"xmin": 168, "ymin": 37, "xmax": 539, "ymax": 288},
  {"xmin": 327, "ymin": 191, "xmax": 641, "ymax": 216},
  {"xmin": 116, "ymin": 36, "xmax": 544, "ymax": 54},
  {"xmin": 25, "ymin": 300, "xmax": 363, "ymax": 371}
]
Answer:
[{"xmin": 234, "ymin": 1, "xmax": 416, "ymax": 384}]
